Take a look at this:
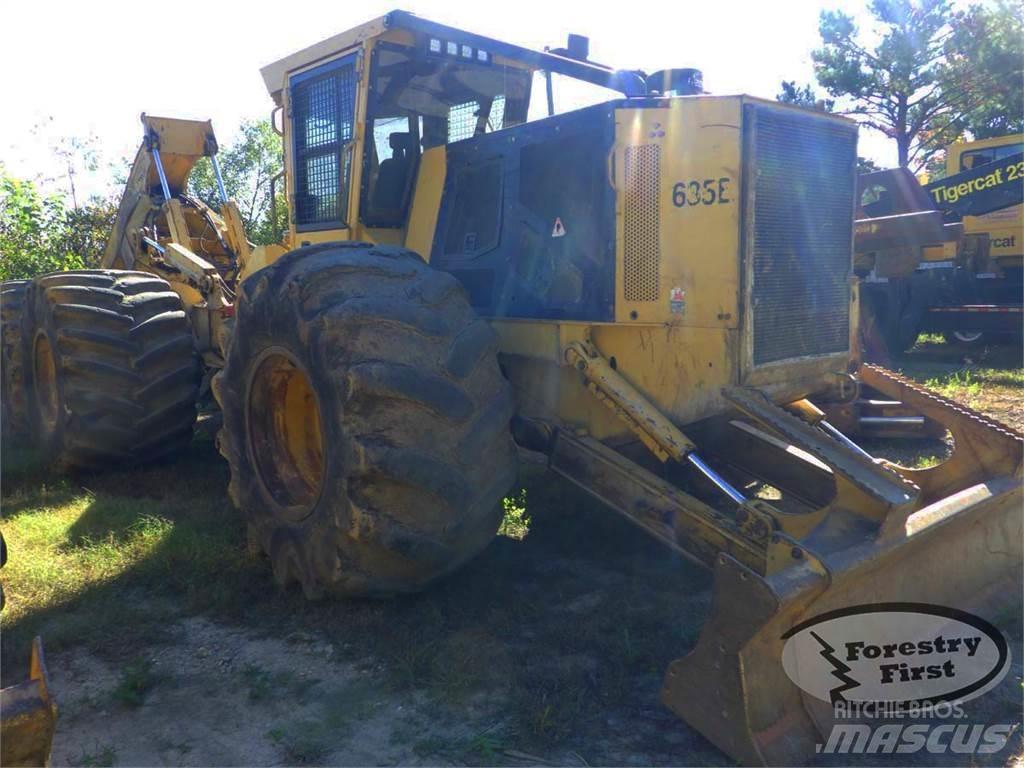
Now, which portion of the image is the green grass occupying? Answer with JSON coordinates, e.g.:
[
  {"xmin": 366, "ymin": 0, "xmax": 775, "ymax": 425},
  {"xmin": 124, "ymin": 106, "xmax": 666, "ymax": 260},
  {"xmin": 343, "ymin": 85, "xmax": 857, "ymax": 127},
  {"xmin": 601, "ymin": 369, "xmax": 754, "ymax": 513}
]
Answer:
[
  {"xmin": 78, "ymin": 742, "xmax": 118, "ymax": 767},
  {"xmin": 917, "ymin": 365, "xmax": 1024, "ymax": 405},
  {"xmin": 0, "ymin": 437, "xmax": 265, "ymax": 670},
  {"xmin": 276, "ymin": 721, "xmax": 329, "ymax": 765},
  {"xmin": 896, "ymin": 337, "xmax": 1024, "ymax": 433},
  {"xmin": 112, "ymin": 657, "xmax": 162, "ymax": 708},
  {"xmin": 908, "ymin": 453, "xmax": 943, "ymax": 469},
  {"xmin": 0, "ymin": 433, "xmax": 723, "ymax": 762},
  {"xmin": 242, "ymin": 663, "xmax": 273, "ymax": 702},
  {"xmin": 263, "ymin": 682, "xmax": 373, "ymax": 763},
  {"xmin": 923, "ymin": 368, "xmax": 984, "ymax": 400},
  {"xmin": 498, "ymin": 488, "xmax": 530, "ymax": 539}
]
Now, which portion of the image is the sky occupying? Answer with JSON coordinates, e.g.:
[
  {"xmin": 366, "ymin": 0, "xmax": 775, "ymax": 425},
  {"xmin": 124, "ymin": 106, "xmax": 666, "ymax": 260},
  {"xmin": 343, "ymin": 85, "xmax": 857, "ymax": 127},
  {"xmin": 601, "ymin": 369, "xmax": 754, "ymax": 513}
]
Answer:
[{"xmin": 0, "ymin": 0, "xmax": 893, "ymax": 200}]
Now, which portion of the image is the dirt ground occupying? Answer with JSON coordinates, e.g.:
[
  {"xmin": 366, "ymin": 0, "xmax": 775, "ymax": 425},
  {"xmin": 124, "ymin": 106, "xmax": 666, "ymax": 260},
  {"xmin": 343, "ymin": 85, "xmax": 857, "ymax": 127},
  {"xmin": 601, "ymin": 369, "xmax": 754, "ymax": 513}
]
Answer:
[
  {"xmin": 3, "ymin": 336, "xmax": 1023, "ymax": 767},
  {"xmin": 29, "ymin": 459, "xmax": 732, "ymax": 768}
]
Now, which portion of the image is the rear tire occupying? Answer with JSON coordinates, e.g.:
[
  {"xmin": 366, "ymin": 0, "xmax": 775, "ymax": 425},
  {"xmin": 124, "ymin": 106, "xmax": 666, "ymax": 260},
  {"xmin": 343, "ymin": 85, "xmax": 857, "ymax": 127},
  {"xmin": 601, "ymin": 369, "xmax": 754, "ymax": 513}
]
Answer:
[
  {"xmin": 25, "ymin": 270, "xmax": 199, "ymax": 470},
  {"xmin": 215, "ymin": 242, "xmax": 518, "ymax": 598},
  {"xmin": 1, "ymin": 281, "xmax": 29, "ymax": 441}
]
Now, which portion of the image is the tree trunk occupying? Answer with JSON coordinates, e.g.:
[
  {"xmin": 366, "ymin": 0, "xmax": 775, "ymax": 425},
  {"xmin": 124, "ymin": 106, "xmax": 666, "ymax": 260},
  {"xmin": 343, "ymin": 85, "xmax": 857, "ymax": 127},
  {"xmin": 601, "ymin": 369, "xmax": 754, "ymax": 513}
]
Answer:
[
  {"xmin": 896, "ymin": 93, "xmax": 910, "ymax": 167},
  {"xmin": 897, "ymin": 134, "xmax": 911, "ymax": 167}
]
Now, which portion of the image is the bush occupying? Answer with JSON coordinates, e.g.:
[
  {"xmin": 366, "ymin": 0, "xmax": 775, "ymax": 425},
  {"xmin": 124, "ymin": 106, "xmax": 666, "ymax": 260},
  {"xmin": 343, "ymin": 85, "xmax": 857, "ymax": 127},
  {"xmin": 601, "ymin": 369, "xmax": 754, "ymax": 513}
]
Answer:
[{"xmin": 0, "ymin": 167, "xmax": 116, "ymax": 281}]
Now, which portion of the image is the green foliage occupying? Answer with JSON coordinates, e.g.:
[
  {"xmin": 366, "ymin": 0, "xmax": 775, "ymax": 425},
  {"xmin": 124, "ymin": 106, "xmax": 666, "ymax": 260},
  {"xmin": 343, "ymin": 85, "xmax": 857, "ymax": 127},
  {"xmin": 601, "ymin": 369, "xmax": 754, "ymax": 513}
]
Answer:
[
  {"xmin": 499, "ymin": 489, "xmax": 530, "ymax": 539},
  {"xmin": 777, "ymin": 80, "xmax": 835, "ymax": 112},
  {"xmin": 0, "ymin": 167, "xmax": 116, "ymax": 281},
  {"xmin": 946, "ymin": 1, "xmax": 1024, "ymax": 140},
  {"xmin": 188, "ymin": 118, "xmax": 286, "ymax": 246},
  {"xmin": 1, "ymin": 117, "xmax": 285, "ymax": 282},
  {"xmin": 813, "ymin": 0, "xmax": 962, "ymax": 170},
  {"xmin": 811, "ymin": 0, "xmax": 1023, "ymax": 171},
  {"xmin": 858, "ymin": 156, "xmax": 882, "ymax": 174}
]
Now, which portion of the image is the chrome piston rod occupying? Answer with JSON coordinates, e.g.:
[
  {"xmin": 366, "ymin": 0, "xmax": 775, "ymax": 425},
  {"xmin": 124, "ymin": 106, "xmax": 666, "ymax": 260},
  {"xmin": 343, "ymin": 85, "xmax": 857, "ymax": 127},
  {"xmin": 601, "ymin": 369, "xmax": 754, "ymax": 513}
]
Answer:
[{"xmin": 686, "ymin": 453, "xmax": 746, "ymax": 505}]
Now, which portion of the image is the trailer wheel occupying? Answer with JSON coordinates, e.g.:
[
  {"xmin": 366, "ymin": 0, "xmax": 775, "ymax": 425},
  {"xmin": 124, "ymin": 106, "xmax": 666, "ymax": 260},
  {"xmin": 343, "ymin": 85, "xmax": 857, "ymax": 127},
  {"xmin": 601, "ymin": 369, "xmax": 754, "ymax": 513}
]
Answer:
[
  {"xmin": 1, "ymin": 281, "xmax": 29, "ymax": 441},
  {"xmin": 25, "ymin": 270, "xmax": 199, "ymax": 470},
  {"xmin": 944, "ymin": 330, "xmax": 985, "ymax": 346},
  {"xmin": 215, "ymin": 243, "xmax": 517, "ymax": 598}
]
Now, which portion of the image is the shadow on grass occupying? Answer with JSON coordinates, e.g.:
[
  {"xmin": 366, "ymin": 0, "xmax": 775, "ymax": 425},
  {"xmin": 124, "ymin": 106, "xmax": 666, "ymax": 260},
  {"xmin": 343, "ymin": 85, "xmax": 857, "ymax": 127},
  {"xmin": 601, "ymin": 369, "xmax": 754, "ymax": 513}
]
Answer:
[
  {"xmin": 902, "ymin": 336, "xmax": 1023, "ymax": 374},
  {"xmin": 1, "ymin": 437, "xmax": 268, "ymax": 665},
  {"xmin": 1, "ymin": 438, "xmax": 717, "ymax": 762}
]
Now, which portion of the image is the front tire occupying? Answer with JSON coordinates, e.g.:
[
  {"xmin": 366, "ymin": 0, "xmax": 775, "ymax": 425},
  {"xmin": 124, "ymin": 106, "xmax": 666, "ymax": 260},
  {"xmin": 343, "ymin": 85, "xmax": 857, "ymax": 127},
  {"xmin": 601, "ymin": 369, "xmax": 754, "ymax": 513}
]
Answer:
[{"xmin": 215, "ymin": 243, "xmax": 517, "ymax": 598}]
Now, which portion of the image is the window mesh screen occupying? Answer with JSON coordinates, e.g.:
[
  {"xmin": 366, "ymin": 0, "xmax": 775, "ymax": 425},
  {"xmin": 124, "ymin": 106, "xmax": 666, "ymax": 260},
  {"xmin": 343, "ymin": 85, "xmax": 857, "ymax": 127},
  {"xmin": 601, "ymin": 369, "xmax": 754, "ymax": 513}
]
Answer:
[
  {"xmin": 447, "ymin": 97, "xmax": 508, "ymax": 143},
  {"xmin": 292, "ymin": 60, "xmax": 355, "ymax": 226},
  {"xmin": 447, "ymin": 101, "xmax": 479, "ymax": 143}
]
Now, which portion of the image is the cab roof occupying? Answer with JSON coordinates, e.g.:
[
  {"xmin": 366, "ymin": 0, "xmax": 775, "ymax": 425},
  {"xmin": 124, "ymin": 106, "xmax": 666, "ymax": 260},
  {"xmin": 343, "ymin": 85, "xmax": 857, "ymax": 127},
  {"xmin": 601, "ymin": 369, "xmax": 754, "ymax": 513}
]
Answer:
[{"xmin": 260, "ymin": 10, "xmax": 643, "ymax": 100}]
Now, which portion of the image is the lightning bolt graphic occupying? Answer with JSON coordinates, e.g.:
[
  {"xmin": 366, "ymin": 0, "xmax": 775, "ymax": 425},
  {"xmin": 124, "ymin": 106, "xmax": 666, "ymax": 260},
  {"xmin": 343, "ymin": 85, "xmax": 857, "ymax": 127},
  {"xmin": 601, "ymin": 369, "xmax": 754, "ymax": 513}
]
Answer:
[{"xmin": 810, "ymin": 630, "xmax": 861, "ymax": 703}]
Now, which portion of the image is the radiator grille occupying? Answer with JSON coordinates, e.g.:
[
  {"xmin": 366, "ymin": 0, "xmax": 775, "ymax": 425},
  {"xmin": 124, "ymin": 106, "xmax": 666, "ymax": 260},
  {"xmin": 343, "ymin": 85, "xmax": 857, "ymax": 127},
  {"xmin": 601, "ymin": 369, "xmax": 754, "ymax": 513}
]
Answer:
[
  {"xmin": 750, "ymin": 106, "xmax": 856, "ymax": 364},
  {"xmin": 623, "ymin": 145, "xmax": 661, "ymax": 302}
]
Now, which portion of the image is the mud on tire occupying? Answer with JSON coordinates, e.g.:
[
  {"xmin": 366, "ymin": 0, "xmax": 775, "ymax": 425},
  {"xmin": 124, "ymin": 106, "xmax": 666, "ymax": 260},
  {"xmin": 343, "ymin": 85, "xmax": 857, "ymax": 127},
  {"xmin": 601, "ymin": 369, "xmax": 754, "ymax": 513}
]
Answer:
[
  {"xmin": 215, "ymin": 243, "xmax": 518, "ymax": 598},
  {"xmin": 25, "ymin": 270, "xmax": 199, "ymax": 469},
  {"xmin": 1, "ymin": 280, "xmax": 29, "ymax": 440}
]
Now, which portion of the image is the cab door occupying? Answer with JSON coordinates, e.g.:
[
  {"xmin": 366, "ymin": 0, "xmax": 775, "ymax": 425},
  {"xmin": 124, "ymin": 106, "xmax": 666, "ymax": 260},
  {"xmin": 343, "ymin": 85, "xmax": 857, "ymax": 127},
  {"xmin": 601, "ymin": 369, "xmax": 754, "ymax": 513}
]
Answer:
[{"xmin": 286, "ymin": 50, "xmax": 362, "ymax": 244}]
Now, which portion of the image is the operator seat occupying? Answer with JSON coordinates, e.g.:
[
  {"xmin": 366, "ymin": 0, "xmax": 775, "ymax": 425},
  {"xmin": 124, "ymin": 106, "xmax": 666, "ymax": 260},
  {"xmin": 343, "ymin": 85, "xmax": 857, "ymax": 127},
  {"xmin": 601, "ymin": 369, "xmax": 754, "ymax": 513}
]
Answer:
[{"xmin": 372, "ymin": 132, "xmax": 416, "ymax": 214}]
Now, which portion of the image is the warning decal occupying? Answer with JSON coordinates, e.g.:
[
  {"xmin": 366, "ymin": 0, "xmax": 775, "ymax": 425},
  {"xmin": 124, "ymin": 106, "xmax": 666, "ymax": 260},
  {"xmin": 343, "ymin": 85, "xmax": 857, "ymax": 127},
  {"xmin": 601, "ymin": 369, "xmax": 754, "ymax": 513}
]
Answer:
[
  {"xmin": 670, "ymin": 286, "xmax": 686, "ymax": 315},
  {"xmin": 552, "ymin": 217, "xmax": 566, "ymax": 238}
]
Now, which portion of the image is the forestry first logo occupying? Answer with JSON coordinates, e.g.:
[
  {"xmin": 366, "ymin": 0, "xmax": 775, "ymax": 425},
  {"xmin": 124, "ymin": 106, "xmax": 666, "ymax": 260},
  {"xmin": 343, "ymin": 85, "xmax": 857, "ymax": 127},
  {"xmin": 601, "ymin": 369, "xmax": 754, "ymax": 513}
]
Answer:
[{"xmin": 780, "ymin": 603, "xmax": 1009, "ymax": 706}]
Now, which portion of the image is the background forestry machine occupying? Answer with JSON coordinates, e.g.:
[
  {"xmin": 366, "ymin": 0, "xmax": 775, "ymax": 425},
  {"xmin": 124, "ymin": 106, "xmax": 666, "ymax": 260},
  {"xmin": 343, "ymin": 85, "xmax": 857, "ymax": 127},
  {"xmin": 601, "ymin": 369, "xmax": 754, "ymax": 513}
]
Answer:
[
  {"xmin": 1, "ymin": 11, "xmax": 1021, "ymax": 765},
  {"xmin": 854, "ymin": 133, "xmax": 1023, "ymax": 358}
]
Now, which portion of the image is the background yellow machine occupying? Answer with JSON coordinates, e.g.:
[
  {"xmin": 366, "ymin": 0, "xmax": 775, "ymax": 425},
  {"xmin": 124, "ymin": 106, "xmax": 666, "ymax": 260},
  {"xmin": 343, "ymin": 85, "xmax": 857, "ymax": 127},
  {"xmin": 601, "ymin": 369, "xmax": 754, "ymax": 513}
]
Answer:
[
  {"xmin": 1, "ymin": 11, "xmax": 1021, "ymax": 765},
  {"xmin": 854, "ymin": 133, "xmax": 1023, "ymax": 357}
]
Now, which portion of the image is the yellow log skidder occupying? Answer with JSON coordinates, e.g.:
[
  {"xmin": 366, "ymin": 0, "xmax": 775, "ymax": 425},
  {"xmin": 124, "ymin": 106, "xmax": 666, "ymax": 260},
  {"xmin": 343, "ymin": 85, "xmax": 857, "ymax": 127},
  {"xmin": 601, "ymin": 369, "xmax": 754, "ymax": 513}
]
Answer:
[{"xmin": 1, "ymin": 12, "xmax": 1020, "ymax": 765}]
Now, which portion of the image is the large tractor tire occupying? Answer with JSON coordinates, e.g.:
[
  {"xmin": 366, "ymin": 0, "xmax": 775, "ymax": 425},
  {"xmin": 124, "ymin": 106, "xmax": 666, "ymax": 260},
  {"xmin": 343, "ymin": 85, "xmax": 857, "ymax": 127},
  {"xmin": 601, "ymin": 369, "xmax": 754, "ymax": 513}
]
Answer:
[
  {"xmin": 25, "ymin": 270, "xmax": 199, "ymax": 470},
  {"xmin": 215, "ymin": 243, "xmax": 518, "ymax": 598},
  {"xmin": 1, "ymin": 280, "xmax": 29, "ymax": 440}
]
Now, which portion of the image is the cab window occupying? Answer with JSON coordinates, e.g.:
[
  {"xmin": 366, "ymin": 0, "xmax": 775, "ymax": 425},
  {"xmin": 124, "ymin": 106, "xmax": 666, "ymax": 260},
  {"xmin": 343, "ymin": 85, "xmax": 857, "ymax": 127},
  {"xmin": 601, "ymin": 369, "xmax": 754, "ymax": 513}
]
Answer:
[
  {"xmin": 290, "ymin": 55, "xmax": 357, "ymax": 230},
  {"xmin": 361, "ymin": 42, "xmax": 531, "ymax": 228},
  {"xmin": 960, "ymin": 142, "xmax": 1024, "ymax": 171}
]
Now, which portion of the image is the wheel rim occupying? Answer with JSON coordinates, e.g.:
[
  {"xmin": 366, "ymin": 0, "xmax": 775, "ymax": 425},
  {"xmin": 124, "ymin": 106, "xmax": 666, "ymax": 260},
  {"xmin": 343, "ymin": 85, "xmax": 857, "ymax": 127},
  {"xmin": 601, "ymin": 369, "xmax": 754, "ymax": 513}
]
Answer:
[
  {"xmin": 247, "ymin": 350, "xmax": 325, "ymax": 520},
  {"xmin": 33, "ymin": 334, "xmax": 59, "ymax": 436},
  {"xmin": 953, "ymin": 330, "xmax": 983, "ymax": 344}
]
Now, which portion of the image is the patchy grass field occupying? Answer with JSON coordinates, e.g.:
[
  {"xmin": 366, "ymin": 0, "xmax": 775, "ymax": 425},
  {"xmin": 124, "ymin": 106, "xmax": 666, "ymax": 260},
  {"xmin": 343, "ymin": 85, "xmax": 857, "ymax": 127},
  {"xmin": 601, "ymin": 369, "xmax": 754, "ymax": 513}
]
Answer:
[
  {"xmin": 1, "ymin": 336, "xmax": 1022, "ymax": 766},
  {"xmin": 2, "ymin": 433, "xmax": 723, "ymax": 766},
  {"xmin": 901, "ymin": 334, "xmax": 1024, "ymax": 431}
]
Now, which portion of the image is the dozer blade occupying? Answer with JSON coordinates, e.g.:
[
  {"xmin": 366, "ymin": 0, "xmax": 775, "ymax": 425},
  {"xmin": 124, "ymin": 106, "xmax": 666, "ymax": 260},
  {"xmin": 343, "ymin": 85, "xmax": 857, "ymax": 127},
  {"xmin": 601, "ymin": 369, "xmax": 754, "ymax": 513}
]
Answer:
[
  {"xmin": 661, "ymin": 364, "xmax": 1023, "ymax": 765},
  {"xmin": 0, "ymin": 637, "xmax": 58, "ymax": 767}
]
